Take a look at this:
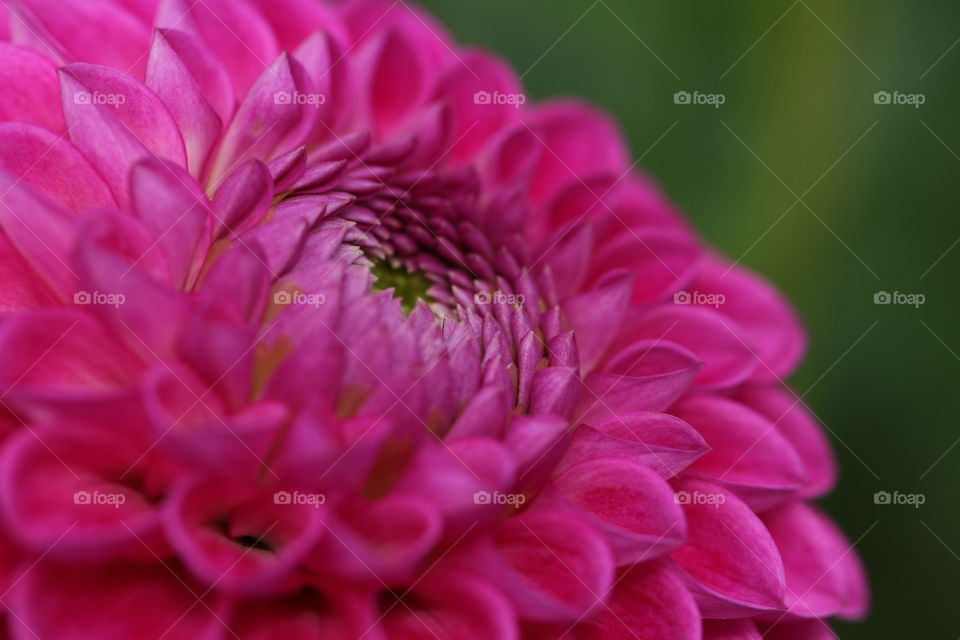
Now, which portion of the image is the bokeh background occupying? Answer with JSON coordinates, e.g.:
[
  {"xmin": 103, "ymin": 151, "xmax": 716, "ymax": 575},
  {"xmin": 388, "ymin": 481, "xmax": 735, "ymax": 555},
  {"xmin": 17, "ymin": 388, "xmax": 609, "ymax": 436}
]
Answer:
[{"xmin": 419, "ymin": 0, "xmax": 959, "ymax": 637}]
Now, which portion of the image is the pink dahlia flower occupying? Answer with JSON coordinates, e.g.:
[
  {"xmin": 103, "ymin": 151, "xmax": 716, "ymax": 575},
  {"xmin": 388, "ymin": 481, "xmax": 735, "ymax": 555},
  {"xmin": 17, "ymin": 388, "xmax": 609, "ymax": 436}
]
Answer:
[{"xmin": 0, "ymin": 0, "xmax": 867, "ymax": 638}]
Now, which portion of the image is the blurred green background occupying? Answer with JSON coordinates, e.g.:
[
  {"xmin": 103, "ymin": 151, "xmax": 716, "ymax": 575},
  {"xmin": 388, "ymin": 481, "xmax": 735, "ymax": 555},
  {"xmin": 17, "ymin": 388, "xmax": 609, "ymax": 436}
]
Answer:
[{"xmin": 420, "ymin": 0, "xmax": 959, "ymax": 636}]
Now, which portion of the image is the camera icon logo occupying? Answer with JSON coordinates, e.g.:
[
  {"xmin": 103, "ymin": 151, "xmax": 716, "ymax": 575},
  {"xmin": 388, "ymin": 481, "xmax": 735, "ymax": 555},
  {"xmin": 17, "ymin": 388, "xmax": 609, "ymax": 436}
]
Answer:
[
  {"xmin": 673, "ymin": 91, "xmax": 691, "ymax": 105},
  {"xmin": 673, "ymin": 490, "xmax": 691, "ymax": 505},
  {"xmin": 73, "ymin": 490, "xmax": 92, "ymax": 505},
  {"xmin": 74, "ymin": 291, "xmax": 92, "ymax": 305},
  {"xmin": 674, "ymin": 291, "xmax": 692, "ymax": 304},
  {"xmin": 473, "ymin": 91, "xmax": 492, "ymax": 105},
  {"xmin": 273, "ymin": 491, "xmax": 292, "ymax": 505},
  {"xmin": 873, "ymin": 91, "xmax": 891, "ymax": 105},
  {"xmin": 473, "ymin": 490, "xmax": 492, "ymax": 504},
  {"xmin": 474, "ymin": 291, "xmax": 491, "ymax": 305},
  {"xmin": 873, "ymin": 291, "xmax": 892, "ymax": 304},
  {"xmin": 274, "ymin": 291, "xmax": 293, "ymax": 305},
  {"xmin": 873, "ymin": 491, "xmax": 891, "ymax": 505},
  {"xmin": 274, "ymin": 90, "xmax": 292, "ymax": 105},
  {"xmin": 73, "ymin": 92, "xmax": 91, "ymax": 105}
]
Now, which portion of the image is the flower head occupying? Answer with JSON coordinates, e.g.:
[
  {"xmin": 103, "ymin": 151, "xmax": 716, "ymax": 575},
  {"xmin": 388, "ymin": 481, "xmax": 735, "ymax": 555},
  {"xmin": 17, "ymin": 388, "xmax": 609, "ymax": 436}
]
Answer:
[{"xmin": 0, "ymin": 0, "xmax": 866, "ymax": 638}]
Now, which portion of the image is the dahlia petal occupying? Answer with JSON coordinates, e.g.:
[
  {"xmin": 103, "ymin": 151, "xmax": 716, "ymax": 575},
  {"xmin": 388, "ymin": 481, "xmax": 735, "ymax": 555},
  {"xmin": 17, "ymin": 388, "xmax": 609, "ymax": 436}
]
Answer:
[
  {"xmin": 340, "ymin": 0, "xmax": 454, "ymax": 74},
  {"xmin": 579, "ymin": 560, "xmax": 701, "ymax": 640},
  {"xmin": 0, "ymin": 425, "xmax": 163, "ymax": 558},
  {"xmin": 378, "ymin": 571, "xmax": 519, "ymax": 640},
  {"xmin": 130, "ymin": 157, "xmax": 213, "ymax": 288},
  {"xmin": 197, "ymin": 242, "xmax": 273, "ymax": 324},
  {"xmin": 529, "ymin": 366, "xmax": 580, "ymax": 420},
  {"xmin": 7, "ymin": 563, "xmax": 224, "ymax": 640},
  {"xmin": 618, "ymin": 304, "xmax": 757, "ymax": 388},
  {"xmin": 434, "ymin": 49, "xmax": 523, "ymax": 162},
  {"xmin": 0, "ymin": 123, "xmax": 116, "ymax": 211},
  {"xmin": 207, "ymin": 52, "xmax": 318, "ymax": 187},
  {"xmin": 59, "ymin": 64, "xmax": 187, "ymax": 207},
  {"xmin": 703, "ymin": 620, "xmax": 763, "ymax": 640},
  {"xmin": 165, "ymin": 479, "xmax": 326, "ymax": 595},
  {"xmin": 146, "ymin": 29, "xmax": 225, "ymax": 176},
  {"xmin": 156, "ymin": 0, "xmax": 280, "ymax": 97},
  {"xmin": 563, "ymin": 271, "xmax": 632, "ymax": 371},
  {"xmin": 738, "ymin": 385, "xmax": 837, "ymax": 498},
  {"xmin": 0, "ymin": 231, "xmax": 60, "ymax": 311},
  {"xmin": 0, "ymin": 43, "xmax": 65, "ymax": 132},
  {"xmin": 212, "ymin": 160, "xmax": 273, "ymax": 236},
  {"xmin": 230, "ymin": 585, "xmax": 365, "ymax": 639},
  {"xmin": 505, "ymin": 414, "xmax": 569, "ymax": 491},
  {"xmin": 672, "ymin": 394, "xmax": 807, "ymax": 510},
  {"xmin": 311, "ymin": 495, "xmax": 441, "ymax": 583},
  {"xmin": 762, "ymin": 501, "xmax": 869, "ymax": 620},
  {"xmin": 542, "ymin": 173, "xmax": 622, "ymax": 235},
  {"xmin": 10, "ymin": 0, "xmax": 151, "ymax": 77},
  {"xmin": 559, "ymin": 412, "xmax": 709, "ymax": 479},
  {"xmin": 0, "ymin": 171, "xmax": 77, "ymax": 300},
  {"xmin": 527, "ymin": 101, "xmax": 629, "ymax": 205},
  {"xmin": 539, "ymin": 457, "xmax": 686, "ymax": 564},
  {"xmin": 537, "ymin": 219, "xmax": 594, "ymax": 300},
  {"xmin": 758, "ymin": 620, "xmax": 838, "ymax": 640},
  {"xmin": 579, "ymin": 340, "xmax": 701, "ymax": 423},
  {"xmin": 469, "ymin": 509, "xmax": 614, "ymax": 622},
  {"xmin": 670, "ymin": 477, "xmax": 787, "ymax": 618},
  {"xmin": 360, "ymin": 28, "xmax": 432, "ymax": 137},
  {"xmin": 293, "ymin": 31, "xmax": 351, "ymax": 137},
  {"xmin": 446, "ymin": 386, "xmax": 509, "ymax": 439},
  {"xmin": 240, "ymin": 213, "xmax": 310, "ymax": 275},
  {"xmin": 246, "ymin": 0, "xmax": 349, "ymax": 53},
  {"xmin": 694, "ymin": 257, "xmax": 807, "ymax": 380}
]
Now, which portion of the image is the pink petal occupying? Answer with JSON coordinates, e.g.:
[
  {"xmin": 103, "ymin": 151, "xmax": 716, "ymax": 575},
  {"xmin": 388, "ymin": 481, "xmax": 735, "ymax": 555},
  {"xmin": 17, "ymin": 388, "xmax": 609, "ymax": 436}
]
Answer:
[
  {"xmin": 559, "ymin": 412, "xmax": 709, "ymax": 479},
  {"xmin": 0, "ymin": 123, "xmax": 116, "ymax": 211},
  {"xmin": 672, "ymin": 394, "xmax": 807, "ymax": 511},
  {"xmin": 7, "ymin": 563, "xmax": 225, "ymax": 640},
  {"xmin": 358, "ymin": 28, "xmax": 433, "ymax": 137},
  {"xmin": 615, "ymin": 304, "xmax": 757, "ymax": 388},
  {"xmin": 10, "ymin": 0, "xmax": 152, "ymax": 77},
  {"xmin": 146, "ymin": 29, "xmax": 225, "ymax": 177},
  {"xmin": 563, "ymin": 271, "xmax": 633, "ymax": 372},
  {"xmin": 704, "ymin": 620, "xmax": 762, "ymax": 640},
  {"xmin": 156, "ymin": 0, "xmax": 280, "ymax": 97},
  {"xmin": 579, "ymin": 560, "xmax": 701, "ymax": 640},
  {"xmin": 59, "ymin": 63, "xmax": 187, "ymax": 207},
  {"xmin": 539, "ymin": 457, "xmax": 686, "ymax": 564},
  {"xmin": 694, "ymin": 257, "xmax": 806, "ymax": 380},
  {"xmin": 762, "ymin": 501, "xmax": 869, "ymax": 620},
  {"xmin": 738, "ymin": 385, "xmax": 837, "ymax": 498},
  {"xmin": 758, "ymin": 620, "xmax": 839, "ymax": 640},
  {"xmin": 0, "ymin": 43, "xmax": 65, "ymax": 132},
  {"xmin": 211, "ymin": 160, "xmax": 273, "ymax": 236},
  {"xmin": 527, "ymin": 100, "xmax": 629, "ymax": 205},
  {"xmin": 670, "ymin": 477, "xmax": 787, "ymax": 618}
]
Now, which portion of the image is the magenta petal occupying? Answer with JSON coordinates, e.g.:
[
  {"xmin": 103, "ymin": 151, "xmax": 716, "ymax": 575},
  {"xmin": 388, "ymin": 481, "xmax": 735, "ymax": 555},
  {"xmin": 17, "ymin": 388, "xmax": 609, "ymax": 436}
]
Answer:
[
  {"xmin": 673, "ymin": 394, "xmax": 807, "ymax": 510},
  {"xmin": 559, "ymin": 412, "xmax": 709, "ymax": 479},
  {"xmin": 60, "ymin": 63, "xmax": 187, "ymax": 207},
  {"xmin": 0, "ymin": 123, "xmax": 116, "ymax": 211},
  {"xmin": 165, "ymin": 479, "xmax": 326, "ymax": 595},
  {"xmin": 472, "ymin": 509, "xmax": 614, "ymax": 623},
  {"xmin": 146, "ymin": 29, "xmax": 225, "ymax": 177},
  {"xmin": 762, "ymin": 501, "xmax": 869, "ymax": 620},
  {"xmin": 738, "ymin": 385, "xmax": 837, "ymax": 498},
  {"xmin": 579, "ymin": 560, "xmax": 700, "ymax": 640},
  {"xmin": 129, "ymin": 157, "xmax": 213, "ymax": 288},
  {"xmin": 703, "ymin": 619, "xmax": 762, "ymax": 640},
  {"xmin": 0, "ymin": 43, "xmax": 65, "ymax": 132},
  {"xmin": 563, "ymin": 271, "xmax": 633, "ymax": 372},
  {"xmin": 7, "ymin": 563, "xmax": 225, "ymax": 640},
  {"xmin": 579, "ymin": 340, "xmax": 701, "ymax": 423},
  {"xmin": 758, "ymin": 620, "xmax": 839, "ymax": 640},
  {"xmin": 539, "ymin": 457, "xmax": 686, "ymax": 564},
  {"xmin": 212, "ymin": 160, "xmax": 273, "ymax": 236},
  {"xmin": 11, "ymin": 0, "xmax": 152, "ymax": 77},
  {"xmin": 670, "ymin": 477, "xmax": 787, "ymax": 618},
  {"xmin": 358, "ymin": 28, "xmax": 431, "ymax": 137},
  {"xmin": 619, "ymin": 304, "xmax": 757, "ymax": 389},
  {"xmin": 0, "ymin": 425, "xmax": 163, "ymax": 559},
  {"xmin": 694, "ymin": 257, "xmax": 807, "ymax": 380}
]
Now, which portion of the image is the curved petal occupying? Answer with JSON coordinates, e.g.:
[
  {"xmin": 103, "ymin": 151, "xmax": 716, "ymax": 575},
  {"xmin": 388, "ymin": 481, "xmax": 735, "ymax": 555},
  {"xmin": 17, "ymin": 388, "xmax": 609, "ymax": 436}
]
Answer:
[
  {"xmin": 0, "ymin": 43, "xmax": 65, "ymax": 132},
  {"xmin": 670, "ymin": 477, "xmax": 786, "ymax": 618}
]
